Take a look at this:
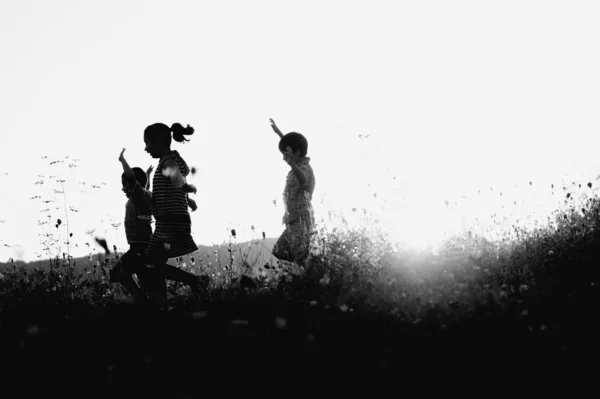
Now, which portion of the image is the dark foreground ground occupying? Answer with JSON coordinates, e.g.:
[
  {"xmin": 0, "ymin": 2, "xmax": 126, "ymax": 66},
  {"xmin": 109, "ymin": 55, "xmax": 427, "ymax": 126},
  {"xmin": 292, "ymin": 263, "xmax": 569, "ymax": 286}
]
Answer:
[{"xmin": 0, "ymin": 287, "xmax": 595, "ymax": 397}]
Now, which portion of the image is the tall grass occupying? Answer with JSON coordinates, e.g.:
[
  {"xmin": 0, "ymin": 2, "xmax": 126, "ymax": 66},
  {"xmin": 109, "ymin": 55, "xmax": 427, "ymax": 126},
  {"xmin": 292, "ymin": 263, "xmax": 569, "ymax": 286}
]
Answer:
[{"xmin": 2, "ymin": 157, "xmax": 600, "ymax": 336}]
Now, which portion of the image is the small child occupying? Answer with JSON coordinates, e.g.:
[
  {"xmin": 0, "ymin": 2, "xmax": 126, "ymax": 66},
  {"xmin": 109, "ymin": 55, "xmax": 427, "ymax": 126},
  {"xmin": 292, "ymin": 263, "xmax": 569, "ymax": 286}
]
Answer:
[
  {"xmin": 109, "ymin": 155, "xmax": 162, "ymax": 303},
  {"xmin": 269, "ymin": 118, "xmax": 316, "ymax": 276},
  {"xmin": 111, "ymin": 148, "xmax": 202, "ymax": 306}
]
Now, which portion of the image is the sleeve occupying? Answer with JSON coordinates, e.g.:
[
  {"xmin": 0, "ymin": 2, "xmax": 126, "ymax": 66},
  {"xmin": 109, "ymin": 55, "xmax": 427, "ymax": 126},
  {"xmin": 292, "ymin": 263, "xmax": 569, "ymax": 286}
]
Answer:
[
  {"xmin": 126, "ymin": 181, "xmax": 152, "ymax": 213},
  {"xmin": 160, "ymin": 156, "xmax": 179, "ymax": 176}
]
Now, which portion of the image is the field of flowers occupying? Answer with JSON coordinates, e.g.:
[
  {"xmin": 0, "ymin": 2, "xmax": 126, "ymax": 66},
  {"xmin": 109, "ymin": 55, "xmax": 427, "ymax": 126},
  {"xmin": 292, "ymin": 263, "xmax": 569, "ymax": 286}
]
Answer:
[{"xmin": 1, "ymin": 175, "xmax": 599, "ymax": 392}]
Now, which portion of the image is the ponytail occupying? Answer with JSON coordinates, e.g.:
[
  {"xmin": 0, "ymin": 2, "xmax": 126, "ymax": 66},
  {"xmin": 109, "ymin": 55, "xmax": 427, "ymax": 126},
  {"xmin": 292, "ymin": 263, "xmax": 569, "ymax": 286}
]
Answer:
[{"xmin": 171, "ymin": 123, "xmax": 194, "ymax": 143}]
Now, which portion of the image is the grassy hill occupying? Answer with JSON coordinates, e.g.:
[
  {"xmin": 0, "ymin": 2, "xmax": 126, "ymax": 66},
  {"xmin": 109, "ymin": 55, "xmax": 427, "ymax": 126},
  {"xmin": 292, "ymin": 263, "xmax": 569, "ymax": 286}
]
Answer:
[
  {"xmin": 2, "ymin": 193, "xmax": 600, "ymax": 389},
  {"xmin": 0, "ymin": 237, "xmax": 279, "ymax": 273}
]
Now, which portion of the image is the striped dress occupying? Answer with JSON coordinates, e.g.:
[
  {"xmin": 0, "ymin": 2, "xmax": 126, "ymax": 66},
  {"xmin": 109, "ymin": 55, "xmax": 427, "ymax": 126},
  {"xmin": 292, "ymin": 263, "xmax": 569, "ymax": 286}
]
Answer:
[{"xmin": 145, "ymin": 150, "xmax": 198, "ymax": 263}]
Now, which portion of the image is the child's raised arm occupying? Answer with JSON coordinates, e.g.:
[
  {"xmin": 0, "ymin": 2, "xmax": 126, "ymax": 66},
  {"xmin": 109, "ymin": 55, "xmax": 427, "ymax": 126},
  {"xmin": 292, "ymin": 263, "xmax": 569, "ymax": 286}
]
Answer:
[
  {"xmin": 118, "ymin": 148, "xmax": 136, "ymax": 187},
  {"xmin": 270, "ymin": 118, "xmax": 284, "ymax": 139},
  {"xmin": 145, "ymin": 165, "xmax": 154, "ymax": 191}
]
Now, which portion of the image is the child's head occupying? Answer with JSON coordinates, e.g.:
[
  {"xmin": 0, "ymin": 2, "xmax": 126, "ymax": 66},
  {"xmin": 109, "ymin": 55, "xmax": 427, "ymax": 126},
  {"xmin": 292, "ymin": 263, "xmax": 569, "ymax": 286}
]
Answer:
[
  {"xmin": 144, "ymin": 122, "xmax": 194, "ymax": 158},
  {"xmin": 121, "ymin": 167, "xmax": 147, "ymax": 197},
  {"xmin": 278, "ymin": 132, "xmax": 308, "ymax": 158}
]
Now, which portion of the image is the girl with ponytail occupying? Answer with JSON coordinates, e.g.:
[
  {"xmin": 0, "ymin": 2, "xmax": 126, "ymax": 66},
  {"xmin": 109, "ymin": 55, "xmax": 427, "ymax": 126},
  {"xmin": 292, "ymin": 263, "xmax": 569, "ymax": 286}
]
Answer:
[{"xmin": 137, "ymin": 122, "xmax": 207, "ymax": 301}]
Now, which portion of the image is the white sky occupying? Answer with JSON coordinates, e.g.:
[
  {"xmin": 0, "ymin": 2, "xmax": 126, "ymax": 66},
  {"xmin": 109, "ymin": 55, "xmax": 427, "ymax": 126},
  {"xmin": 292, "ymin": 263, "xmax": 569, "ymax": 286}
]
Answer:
[{"xmin": 1, "ymin": 0, "xmax": 599, "ymax": 262}]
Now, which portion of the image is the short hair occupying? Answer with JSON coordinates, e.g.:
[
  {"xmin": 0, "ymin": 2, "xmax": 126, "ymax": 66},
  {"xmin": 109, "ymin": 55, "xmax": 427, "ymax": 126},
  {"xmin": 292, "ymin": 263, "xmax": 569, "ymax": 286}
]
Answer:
[
  {"xmin": 122, "ymin": 167, "xmax": 147, "ymax": 188},
  {"xmin": 278, "ymin": 132, "xmax": 308, "ymax": 157}
]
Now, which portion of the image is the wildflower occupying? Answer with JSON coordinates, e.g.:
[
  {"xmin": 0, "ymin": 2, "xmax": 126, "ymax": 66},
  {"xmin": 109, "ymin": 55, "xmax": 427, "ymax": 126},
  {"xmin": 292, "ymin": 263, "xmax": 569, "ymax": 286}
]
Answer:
[
  {"xmin": 262, "ymin": 232, "xmax": 266, "ymax": 239},
  {"xmin": 588, "ymin": 182, "xmax": 592, "ymax": 189},
  {"xmin": 231, "ymin": 229, "xmax": 236, "ymax": 237},
  {"xmin": 339, "ymin": 304, "xmax": 349, "ymax": 312}
]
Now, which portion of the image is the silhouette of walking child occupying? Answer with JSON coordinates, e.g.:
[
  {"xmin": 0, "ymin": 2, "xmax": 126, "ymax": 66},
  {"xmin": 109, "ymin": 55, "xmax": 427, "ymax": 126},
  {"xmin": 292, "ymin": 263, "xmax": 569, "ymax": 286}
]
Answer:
[
  {"xmin": 269, "ymin": 118, "xmax": 316, "ymax": 277},
  {"xmin": 111, "ymin": 149, "xmax": 202, "ymax": 306}
]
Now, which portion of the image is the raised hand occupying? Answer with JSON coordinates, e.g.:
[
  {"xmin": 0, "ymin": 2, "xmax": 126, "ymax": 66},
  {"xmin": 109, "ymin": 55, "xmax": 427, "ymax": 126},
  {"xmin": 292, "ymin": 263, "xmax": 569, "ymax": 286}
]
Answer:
[
  {"xmin": 270, "ymin": 118, "xmax": 284, "ymax": 138},
  {"xmin": 118, "ymin": 148, "xmax": 126, "ymax": 163},
  {"xmin": 146, "ymin": 164, "xmax": 154, "ymax": 176}
]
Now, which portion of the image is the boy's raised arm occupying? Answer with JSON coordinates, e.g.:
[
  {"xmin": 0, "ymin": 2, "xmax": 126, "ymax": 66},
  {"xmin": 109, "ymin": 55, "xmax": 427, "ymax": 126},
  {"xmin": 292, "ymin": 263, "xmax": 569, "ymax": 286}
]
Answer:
[
  {"xmin": 118, "ymin": 148, "xmax": 136, "ymax": 187},
  {"xmin": 270, "ymin": 118, "xmax": 284, "ymax": 139},
  {"xmin": 145, "ymin": 165, "xmax": 154, "ymax": 191}
]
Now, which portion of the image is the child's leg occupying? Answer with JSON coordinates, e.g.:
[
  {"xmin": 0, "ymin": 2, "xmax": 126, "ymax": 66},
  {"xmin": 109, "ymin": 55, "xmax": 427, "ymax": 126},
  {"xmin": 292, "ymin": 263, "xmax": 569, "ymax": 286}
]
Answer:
[
  {"xmin": 145, "ymin": 221, "xmax": 206, "ymax": 294},
  {"xmin": 273, "ymin": 228, "xmax": 293, "ymax": 262},
  {"xmin": 112, "ymin": 252, "xmax": 147, "ymax": 302},
  {"xmin": 120, "ymin": 273, "xmax": 148, "ymax": 302},
  {"xmin": 137, "ymin": 266, "xmax": 168, "ymax": 306},
  {"xmin": 145, "ymin": 251, "xmax": 203, "ymax": 295},
  {"xmin": 160, "ymin": 263, "xmax": 202, "ymax": 287},
  {"xmin": 274, "ymin": 223, "xmax": 313, "ymax": 276}
]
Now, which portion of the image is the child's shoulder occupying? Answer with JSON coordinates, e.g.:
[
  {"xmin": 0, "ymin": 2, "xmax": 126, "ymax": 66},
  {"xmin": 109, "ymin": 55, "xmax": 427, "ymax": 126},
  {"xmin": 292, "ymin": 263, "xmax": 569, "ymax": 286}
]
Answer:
[{"xmin": 163, "ymin": 150, "xmax": 189, "ymax": 173}]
